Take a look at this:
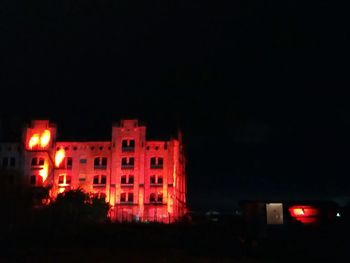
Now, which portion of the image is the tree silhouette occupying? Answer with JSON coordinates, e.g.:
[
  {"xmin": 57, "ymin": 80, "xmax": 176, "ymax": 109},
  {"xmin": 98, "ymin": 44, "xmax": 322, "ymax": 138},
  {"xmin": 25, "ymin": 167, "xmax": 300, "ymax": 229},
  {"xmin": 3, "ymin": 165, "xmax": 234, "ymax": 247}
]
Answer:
[{"xmin": 51, "ymin": 188, "xmax": 110, "ymax": 225}]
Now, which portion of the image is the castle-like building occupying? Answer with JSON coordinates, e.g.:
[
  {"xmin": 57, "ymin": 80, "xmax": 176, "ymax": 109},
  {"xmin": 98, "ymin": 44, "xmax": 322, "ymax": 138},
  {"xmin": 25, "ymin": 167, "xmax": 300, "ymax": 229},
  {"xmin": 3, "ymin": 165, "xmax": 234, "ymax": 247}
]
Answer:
[{"xmin": 0, "ymin": 119, "xmax": 187, "ymax": 223}]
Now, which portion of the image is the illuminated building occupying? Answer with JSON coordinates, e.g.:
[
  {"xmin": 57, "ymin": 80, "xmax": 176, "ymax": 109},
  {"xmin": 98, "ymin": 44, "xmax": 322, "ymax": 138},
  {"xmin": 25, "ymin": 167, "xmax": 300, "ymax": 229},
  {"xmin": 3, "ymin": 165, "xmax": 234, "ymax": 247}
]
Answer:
[{"xmin": 0, "ymin": 119, "xmax": 187, "ymax": 223}]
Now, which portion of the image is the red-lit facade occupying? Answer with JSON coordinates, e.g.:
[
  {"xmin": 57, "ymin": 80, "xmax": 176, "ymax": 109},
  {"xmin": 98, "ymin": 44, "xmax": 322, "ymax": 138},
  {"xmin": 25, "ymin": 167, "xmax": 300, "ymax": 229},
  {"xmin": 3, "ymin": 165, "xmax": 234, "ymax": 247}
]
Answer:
[{"xmin": 1, "ymin": 119, "xmax": 187, "ymax": 223}]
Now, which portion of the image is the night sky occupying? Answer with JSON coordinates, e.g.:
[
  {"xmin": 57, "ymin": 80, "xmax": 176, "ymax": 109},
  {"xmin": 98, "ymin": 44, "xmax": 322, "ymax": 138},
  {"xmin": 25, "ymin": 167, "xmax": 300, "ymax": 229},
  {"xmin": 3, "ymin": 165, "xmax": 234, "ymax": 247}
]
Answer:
[{"xmin": 1, "ymin": 1, "xmax": 349, "ymax": 211}]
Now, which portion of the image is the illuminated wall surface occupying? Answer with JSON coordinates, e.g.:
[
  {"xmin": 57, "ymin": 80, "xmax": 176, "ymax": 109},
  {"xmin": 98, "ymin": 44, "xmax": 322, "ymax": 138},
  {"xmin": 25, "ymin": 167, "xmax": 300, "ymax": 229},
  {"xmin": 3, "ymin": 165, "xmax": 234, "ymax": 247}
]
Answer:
[{"xmin": 0, "ymin": 120, "xmax": 187, "ymax": 223}]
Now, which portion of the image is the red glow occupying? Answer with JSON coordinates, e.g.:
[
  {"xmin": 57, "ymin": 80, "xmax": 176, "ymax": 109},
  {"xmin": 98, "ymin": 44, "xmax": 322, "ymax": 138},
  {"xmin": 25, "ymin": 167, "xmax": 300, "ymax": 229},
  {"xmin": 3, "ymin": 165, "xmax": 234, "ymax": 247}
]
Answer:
[
  {"xmin": 55, "ymin": 149, "xmax": 65, "ymax": 167},
  {"xmin": 289, "ymin": 205, "xmax": 319, "ymax": 224},
  {"xmin": 289, "ymin": 206, "xmax": 319, "ymax": 217},
  {"xmin": 28, "ymin": 130, "xmax": 51, "ymax": 150},
  {"xmin": 24, "ymin": 119, "xmax": 187, "ymax": 223},
  {"xmin": 39, "ymin": 162, "xmax": 48, "ymax": 182},
  {"xmin": 40, "ymin": 129, "xmax": 51, "ymax": 148},
  {"xmin": 29, "ymin": 134, "xmax": 40, "ymax": 149},
  {"xmin": 291, "ymin": 208, "xmax": 305, "ymax": 216}
]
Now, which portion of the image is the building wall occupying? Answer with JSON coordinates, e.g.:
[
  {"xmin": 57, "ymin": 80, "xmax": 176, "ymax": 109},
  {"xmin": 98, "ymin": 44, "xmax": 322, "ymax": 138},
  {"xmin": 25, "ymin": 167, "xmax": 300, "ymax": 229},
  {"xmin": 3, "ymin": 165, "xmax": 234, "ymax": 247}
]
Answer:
[{"xmin": 0, "ymin": 119, "xmax": 187, "ymax": 223}]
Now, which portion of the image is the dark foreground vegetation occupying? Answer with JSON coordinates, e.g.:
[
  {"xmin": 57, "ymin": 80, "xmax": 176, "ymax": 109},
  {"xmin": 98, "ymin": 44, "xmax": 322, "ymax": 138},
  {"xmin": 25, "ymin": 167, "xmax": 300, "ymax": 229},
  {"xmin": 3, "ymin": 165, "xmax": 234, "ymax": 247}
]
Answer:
[
  {"xmin": 1, "ymin": 182, "xmax": 350, "ymax": 262},
  {"xmin": 1, "ymin": 211, "xmax": 350, "ymax": 262}
]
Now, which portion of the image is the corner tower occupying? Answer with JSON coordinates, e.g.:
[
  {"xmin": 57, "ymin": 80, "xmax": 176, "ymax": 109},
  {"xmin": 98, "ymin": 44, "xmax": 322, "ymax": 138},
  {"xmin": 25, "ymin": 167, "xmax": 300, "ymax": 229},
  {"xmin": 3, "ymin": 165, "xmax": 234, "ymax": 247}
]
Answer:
[{"xmin": 23, "ymin": 120, "xmax": 57, "ymax": 188}]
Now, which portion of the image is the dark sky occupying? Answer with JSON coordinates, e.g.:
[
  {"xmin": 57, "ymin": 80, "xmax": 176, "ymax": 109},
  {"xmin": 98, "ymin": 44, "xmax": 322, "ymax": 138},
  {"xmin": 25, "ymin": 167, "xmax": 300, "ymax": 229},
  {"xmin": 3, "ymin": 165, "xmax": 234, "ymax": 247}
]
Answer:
[{"xmin": 1, "ymin": 0, "xmax": 350, "ymax": 211}]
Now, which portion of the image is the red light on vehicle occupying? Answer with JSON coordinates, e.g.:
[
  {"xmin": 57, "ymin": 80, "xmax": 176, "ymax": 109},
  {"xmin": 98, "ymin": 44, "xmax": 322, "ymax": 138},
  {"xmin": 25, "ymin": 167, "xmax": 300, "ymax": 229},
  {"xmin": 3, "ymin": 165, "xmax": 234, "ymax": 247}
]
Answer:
[
  {"xmin": 291, "ymin": 208, "xmax": 304, "ymax": 216},
  {"xmin": 289, "ymin": 205, "xmax": 319, "ymax": 224}
]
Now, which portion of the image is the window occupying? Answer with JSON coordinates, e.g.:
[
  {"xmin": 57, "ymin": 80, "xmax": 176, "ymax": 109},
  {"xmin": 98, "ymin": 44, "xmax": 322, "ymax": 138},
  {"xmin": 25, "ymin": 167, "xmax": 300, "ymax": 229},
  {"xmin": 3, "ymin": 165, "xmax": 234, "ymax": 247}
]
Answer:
[
  {"xmin": 79, "ymin": 174, "xmax": 86, "ymax": 181},
  {"xmin": 120, "ymin": 193, "xmax": 126, "ymax": 202},
  {"xmin": 120, "ymin": 192, "xmax": 133, "ymax": 203},
  {"xmin": 150, "ymin": 193, "xmax": 156, "ymax": 202},
  {"xmin": 150, "ymin": 157, "xmax": 163, "ymax": 169},
  {"xmin": 30, "ymin": 175, "xmax": 36, "ymax": 185},
  {"xmin": 121, "ymin": 174, "xmax": 134, "ymax": 185},
  {"xmin": 2, "ymin": 157, "xmax": 8, "ymax": 168},
  {"xmin": 121, "ymin": 157, "xmax": 134, "ymax": 169},
  {"xmin": 101, "ymin": 175, "xmax": 106, "ymax": 184},
  {"xmin": 94, "ymin": 157, "xmax": 107, "ymax": 169},
  {"xmin": 93, "ymin": 175, "xmax": 107, "ymax": 185},
  {"xmin": 122, "ymin": 139, "xmax": 135, "ymax": 152},
  {"xmin": 31, "ymin": 157, "xmax": 45, "ymax": 167},
  {"xmin": 157, "ymin": 176, "xmax": 163, "ymax": 184},
  {"xmin": 92, "ymin": 192, "xmax": 106, "ymax": 200},
  {"xmin": 58, "ymin": 157, "xmax": 73, "ymax": 170},
  {"xmin": 150, "ymin": 175, "xmax": 163, "ymax": 185},
  {"xmin": 58, "ymin": 174, "xmax": 72, "ymax": 185},
  {"xmin": 150, "ymin": 193, "xmax": 163, "ymax": 203},
  {"xmin": 66, "ymin": 157, "xmax": 73, "ymax": 169},
  {"xmin": 128, "ymin": 193, "xmax": 134, "ymax": 203},
  {"xmin": 66, "ymin": 175, "xmax": 72, "ymax": 184},
  {"xmin": 80, "ymin": 158, "xmax": 87, "ymax": 164},
  {"xmin": 30, "ymin": 175, "xmax": 43, "ymax": 186},
  {"xmin": 157, "ymin": 193, "xmax": 163, "ymax": 203},
  {"xmin": 31, "ymin": 158, "xmax": 37, "ymax": 166},
  {"xmin": 10, "ymin": 157, "xmax": 15, "ymax": 168},
  {"xmin": 58, "ymin": 175, "xmax": 64, "ymax": 184},
  {"xmin": 121, "ymin": 175, "xmax": 127, "ymax": 184},
  {"xmin": 93, "ymin": 175, "xmax": 99, "ymax": 185}
]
